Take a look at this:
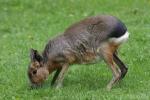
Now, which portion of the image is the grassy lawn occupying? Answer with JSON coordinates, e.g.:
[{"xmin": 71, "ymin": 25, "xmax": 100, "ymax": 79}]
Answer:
[{"xmin": 0, "ymin": 0, "xmax": 150, "ymax": 99}]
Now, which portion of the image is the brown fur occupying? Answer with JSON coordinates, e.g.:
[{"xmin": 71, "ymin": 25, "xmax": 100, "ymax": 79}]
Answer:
[{"xmin": 28, "ymin": 15, "xmax": 128, "ymax": 90}]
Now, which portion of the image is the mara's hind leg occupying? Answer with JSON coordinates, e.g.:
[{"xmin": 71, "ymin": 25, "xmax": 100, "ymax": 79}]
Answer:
[
  {"xmin": 113, "ymin": 52, "xmax": 128, "ymax": 79},
  {"xmin": 98, "ymin": 42, "xmax": 122, "ymax": 90},
  {"xmin": 102, "ymin": 51, "xmax": 121, "ymax": 90}
]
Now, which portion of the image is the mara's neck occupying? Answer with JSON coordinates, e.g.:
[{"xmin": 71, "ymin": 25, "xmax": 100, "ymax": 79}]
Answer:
[{"xmin": 41, "ymin": 35, "xmax": 69, "ymax": 70}]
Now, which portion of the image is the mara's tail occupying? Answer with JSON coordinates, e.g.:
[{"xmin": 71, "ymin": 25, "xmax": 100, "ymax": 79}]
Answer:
[{"xmin": 109, "ymin": 31, "xmax": 129, "ymax": 44}]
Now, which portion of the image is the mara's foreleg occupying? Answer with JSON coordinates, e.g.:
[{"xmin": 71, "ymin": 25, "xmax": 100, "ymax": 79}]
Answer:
[
  {"xmin": 51, "ymin": 68, "xmax": 62, "ymax": 86},
  {"xmin": 51, "ymin": 64, "xmax": 69, "ymax": 88}
]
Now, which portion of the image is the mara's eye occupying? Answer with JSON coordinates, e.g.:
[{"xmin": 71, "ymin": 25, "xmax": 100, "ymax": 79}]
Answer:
[{"xmin": 32, "ymin": 70, "xmax": 37, "ymax": 75}]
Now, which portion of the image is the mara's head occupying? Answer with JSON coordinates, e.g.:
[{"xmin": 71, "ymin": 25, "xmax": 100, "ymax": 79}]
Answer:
[{"xmin": 28, "ymin": 49, "xmax": 49, "ymax": 87}]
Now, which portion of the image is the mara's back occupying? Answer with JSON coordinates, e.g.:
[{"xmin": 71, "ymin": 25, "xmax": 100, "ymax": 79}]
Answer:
[{"xmin": 64, "ymin": 15, "xmax": 126, "ymax": 49}]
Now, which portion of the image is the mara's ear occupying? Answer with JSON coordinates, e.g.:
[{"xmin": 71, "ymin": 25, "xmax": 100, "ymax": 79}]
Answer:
[{"xmin": 30, "ymin": 48, "xmax": 43, "ymax": 62}]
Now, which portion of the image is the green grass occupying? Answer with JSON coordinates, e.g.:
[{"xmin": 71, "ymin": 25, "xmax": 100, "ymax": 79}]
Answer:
[{"xmin": 0, "ymin": 0, "xmax": 150, "ymax": 99}]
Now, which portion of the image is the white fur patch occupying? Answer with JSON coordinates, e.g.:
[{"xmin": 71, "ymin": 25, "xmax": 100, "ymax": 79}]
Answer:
[{"xmin": 109, "ymin": 31, "xmax": 129, "ymax": 44}]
